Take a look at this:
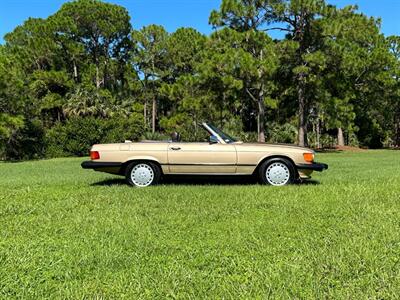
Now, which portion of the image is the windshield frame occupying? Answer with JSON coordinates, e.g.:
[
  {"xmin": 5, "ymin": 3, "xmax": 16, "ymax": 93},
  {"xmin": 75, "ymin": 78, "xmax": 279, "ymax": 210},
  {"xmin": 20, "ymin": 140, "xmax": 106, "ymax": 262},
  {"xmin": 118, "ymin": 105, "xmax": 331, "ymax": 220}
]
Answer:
[{"xmin": 202, "ymin": 123, "xmax": 238, "ymax": 144}]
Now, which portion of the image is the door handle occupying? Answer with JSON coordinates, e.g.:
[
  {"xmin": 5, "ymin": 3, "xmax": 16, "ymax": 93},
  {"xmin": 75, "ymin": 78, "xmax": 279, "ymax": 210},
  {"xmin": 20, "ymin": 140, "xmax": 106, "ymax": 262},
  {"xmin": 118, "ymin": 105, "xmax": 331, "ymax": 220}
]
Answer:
[{"xmin": 170, "ymin": 147, "xmax": 181, "ymax": 150}]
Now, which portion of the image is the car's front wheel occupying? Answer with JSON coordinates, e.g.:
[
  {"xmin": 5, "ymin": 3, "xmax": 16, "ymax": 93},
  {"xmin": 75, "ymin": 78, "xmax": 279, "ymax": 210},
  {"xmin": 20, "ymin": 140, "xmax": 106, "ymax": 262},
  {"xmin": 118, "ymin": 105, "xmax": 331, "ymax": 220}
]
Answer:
[
  {"xmin": 258, "ymin": 158, "xmax": 296, "ymax": 186},
  {"xmin": 125, "ymin": 161, "xmax": 161, "ymax": 187}
]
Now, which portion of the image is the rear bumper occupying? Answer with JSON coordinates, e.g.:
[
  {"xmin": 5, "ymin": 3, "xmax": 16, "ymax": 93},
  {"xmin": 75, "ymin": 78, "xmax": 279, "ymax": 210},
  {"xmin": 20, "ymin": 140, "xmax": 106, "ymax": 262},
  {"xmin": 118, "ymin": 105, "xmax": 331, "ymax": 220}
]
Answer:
[
  {"xmin": 81, "ymin": 161, "xmax": 122, "ymax": 169},
  {"xmin": 296, "ymin": 162, "xmax": 328, "ymax": 172}
]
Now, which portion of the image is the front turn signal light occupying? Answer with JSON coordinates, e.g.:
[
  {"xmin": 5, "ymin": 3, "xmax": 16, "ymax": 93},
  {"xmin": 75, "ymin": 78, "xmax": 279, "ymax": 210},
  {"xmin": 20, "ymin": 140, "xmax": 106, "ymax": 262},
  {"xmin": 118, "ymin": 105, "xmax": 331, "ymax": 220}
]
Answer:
[
  {"xmin": 303, "ymin": 152, "xmax": 314, "ymax": 163},
  {"xmin": 90, "ymin": 151, "xmax": 100, "ymax": 160}
]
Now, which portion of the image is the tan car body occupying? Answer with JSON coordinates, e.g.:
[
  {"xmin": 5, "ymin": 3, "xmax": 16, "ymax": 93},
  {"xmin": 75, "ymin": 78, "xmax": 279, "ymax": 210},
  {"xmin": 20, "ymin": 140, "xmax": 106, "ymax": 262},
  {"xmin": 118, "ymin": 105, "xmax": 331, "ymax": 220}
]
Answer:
[
  {"xmin": 89, "ymin": 141, "xmax": 316, "ymax": 178},
  {"xmin": 82, "ymin": 123, "xmax": 327, "ymax": 180}
]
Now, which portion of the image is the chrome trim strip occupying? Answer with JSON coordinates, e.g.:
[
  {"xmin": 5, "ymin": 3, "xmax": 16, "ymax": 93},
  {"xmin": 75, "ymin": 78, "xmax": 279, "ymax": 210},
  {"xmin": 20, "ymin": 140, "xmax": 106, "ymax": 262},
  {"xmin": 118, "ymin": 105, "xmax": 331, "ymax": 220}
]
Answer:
[{"xmin": 167, "ymin": 149, "xmax": 236, "ymax": 153}]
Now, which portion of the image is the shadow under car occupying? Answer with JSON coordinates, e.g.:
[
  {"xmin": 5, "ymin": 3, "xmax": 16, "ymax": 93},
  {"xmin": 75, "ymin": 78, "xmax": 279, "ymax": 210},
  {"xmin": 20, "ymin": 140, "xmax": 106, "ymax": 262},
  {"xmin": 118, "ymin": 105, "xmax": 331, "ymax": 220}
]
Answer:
[{"xmin": 91, "ymin": 175, "xmax": 320, "ymax": 187}]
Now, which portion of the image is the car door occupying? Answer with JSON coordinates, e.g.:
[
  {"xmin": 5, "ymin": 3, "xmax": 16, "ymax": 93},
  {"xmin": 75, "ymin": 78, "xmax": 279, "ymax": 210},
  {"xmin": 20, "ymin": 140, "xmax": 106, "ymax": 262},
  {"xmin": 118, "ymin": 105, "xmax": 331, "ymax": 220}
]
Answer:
[{"xmin": 167, "ymin": 142, "xmax": 237, "ymax": 174}]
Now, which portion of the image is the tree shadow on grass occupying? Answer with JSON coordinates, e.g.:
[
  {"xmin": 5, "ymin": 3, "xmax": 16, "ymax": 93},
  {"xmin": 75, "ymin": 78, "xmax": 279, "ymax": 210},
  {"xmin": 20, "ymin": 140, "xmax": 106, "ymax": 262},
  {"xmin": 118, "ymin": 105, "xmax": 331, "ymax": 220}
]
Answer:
[{"xmin": 92, "ymin": 176, "xmax": 320, "ymax": 187}]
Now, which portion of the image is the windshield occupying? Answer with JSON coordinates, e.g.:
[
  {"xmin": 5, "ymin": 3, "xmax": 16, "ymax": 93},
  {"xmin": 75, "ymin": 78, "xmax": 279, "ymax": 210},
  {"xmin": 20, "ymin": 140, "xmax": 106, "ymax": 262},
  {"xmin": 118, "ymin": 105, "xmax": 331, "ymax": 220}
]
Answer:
[{"xmin": 207, "ymin": 124, "xmax": 238, "ymax": 143}]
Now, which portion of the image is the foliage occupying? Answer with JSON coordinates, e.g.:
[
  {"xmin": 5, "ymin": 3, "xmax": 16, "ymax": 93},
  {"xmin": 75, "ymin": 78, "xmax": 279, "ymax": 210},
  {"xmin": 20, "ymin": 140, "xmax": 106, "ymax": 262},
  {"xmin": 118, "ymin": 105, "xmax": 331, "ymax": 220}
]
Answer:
[
  {"xmin": 267, "ymin": 122, "xmax": 298, "ymax": 144},
  {"xmin": 159, "ymin": 113, "xmax": 207, "ymax": 142},
  {"xmin": 2, "ymin": 119, "xmax": 45, "ymax": 160},
  {"xmin": 0, "ymin": 0, "xmax": 399, "ymax": 160},
  {"xmin": 45, "ymin": 115, "xmax": 143, "ymax": 157},
  {"xmin": 45, "ymin": 117, "xmax": 104, "ymax": 157},
  {"xmin": 102, "ymin": 113, "xmax": 143, "ymax": 143},
  {"xmin": 1, "ymin": 151, "xmax": 400, "ymax": 297},
  {"xmin": 131, "ymin": 25, "xmax": 169, "ymax": 133}
]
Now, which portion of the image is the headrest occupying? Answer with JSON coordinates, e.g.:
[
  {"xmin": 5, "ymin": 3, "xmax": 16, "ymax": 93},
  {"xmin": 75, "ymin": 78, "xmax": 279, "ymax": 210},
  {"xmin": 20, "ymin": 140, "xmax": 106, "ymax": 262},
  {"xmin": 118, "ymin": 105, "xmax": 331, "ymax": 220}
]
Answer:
[{"xmin": 171, "ymin": 132, "xmax": 181, "ymax": 142}]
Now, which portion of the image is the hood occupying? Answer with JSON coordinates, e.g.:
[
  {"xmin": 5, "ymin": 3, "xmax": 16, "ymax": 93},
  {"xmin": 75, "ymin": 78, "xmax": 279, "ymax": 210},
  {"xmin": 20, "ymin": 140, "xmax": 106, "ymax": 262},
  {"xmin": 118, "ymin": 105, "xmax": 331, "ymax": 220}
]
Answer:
[{"xmin": 235, "ymin": 142, "xmax": 312, "ymax": 152}]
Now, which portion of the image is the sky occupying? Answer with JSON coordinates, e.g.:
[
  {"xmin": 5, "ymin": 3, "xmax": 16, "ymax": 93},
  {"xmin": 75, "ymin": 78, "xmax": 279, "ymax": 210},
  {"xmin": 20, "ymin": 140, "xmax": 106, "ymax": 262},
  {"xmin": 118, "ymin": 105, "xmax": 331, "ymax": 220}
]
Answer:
[{"xmin": 0, "ymin": 0, "xmax": 399, "ymax": 43}]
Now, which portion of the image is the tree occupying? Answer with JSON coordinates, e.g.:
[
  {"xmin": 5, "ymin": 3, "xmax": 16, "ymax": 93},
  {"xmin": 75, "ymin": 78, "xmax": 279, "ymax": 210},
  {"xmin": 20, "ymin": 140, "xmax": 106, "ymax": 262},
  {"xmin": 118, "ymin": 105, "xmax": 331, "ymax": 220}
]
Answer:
[
  {"xmin": 210, "ymin": 3, "xmax": 279, "ymax": 142},
  {"xmin": 321, "ymin": 6, "xmax": 394, "ymax": 147},
  {"xmin": 0, "ymin": 49, "xmax": 25, "ymax": 157},
  {"xmin": 159, "ymin": 75, "xmax": 211, "ymax": 139},
  {"xmin": 131, "ymin": 25, "xmax": 169, "ymax": 133},
  {"xmin": 52, "ymin": 0, "xmax": 132, "ymax": 89},
  {"xmin": 387, "ymin": 36, "xmax": 400, "ymax": 146},
  {"xmin": 0, "ymin": 0, "xmax": 135, "ymax": 159},
  {"xmin": 157, "ymin": 28, "xmax": 209, "ymax": 133},
  {"xmin": 319, "ymin": 6, "xmax": 364, "ymax": 146},
  {"xmin": 1, "ymin": 0, "xmax": 399, "ymax": 160},
  {"xmin": 165, "ymin": 28, "xmax": 206, "ymax": 80},
  {"xmin": 1, "ymin": 26, "xmax": 51, "ymax": 159},
  {"xmin": 212, "ymin": 0, "xmax": 335, "ymax": 146},
  {"xmin": 4, "ymin": 18, "xmax": 60, "ymax": 72},
  {"xmin": 273, "ymin": 0, "xmax": 330, "ymax": 146}
]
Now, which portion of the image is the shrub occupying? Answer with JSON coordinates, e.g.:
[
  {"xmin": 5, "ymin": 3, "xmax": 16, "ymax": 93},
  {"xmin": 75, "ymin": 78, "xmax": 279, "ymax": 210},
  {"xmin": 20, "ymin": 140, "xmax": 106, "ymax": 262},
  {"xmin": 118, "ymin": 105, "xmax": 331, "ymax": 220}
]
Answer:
[
  {"xmin": 142, "ymin": 131, "xmax": 170, "ymax": 141},
  {"xmin": 45, "ymin": 117, "xmax": 103, "ymax": 157},
  {"xmin": 2, "ymin": 118, "xmax": 45, "ymax": 160},
  {"xmin": 267, "ymin": 122, "xmax": 297, "ymax": 144},
  {"xmin": 45, "ymin": 114, "xmax": 143, "ymax": 157},
  {"xmin": 319, "ymin": 133, "xmax": 336, "ymax": 148},
  {"xmin": 347, "ymin": 132, "xmax": 359, "ymax": 147},
  {"xmin": 221, "ymin": 117, "xmax": 257, "ymax": 142},
  {"xmin": 159, "ymin": 114, "xmax": 203, "ymax": 141},
  {"xmin": 101, "ymin": 113, "xmax": 143, "ymax": 143}
]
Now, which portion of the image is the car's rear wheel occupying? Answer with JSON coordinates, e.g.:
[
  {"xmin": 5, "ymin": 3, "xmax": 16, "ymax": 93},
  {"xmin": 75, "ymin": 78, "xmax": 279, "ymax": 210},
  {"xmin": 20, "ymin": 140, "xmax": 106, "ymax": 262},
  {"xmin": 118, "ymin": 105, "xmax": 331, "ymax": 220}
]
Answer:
[
  {"xmin": 259, "ymin": 158, "xmax": 296, "ymax": 186},
  {"xmin": 125, "ymin": 161, "xmax": 161, "ymax": 187}
]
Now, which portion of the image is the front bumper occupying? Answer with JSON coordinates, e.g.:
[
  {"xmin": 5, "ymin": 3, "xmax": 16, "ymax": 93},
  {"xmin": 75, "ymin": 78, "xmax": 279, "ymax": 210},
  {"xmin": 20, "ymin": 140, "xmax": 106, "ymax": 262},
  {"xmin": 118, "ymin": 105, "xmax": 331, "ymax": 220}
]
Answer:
[
  {"xmin": 81, "ymin": 161, "xmax": 122, "ymax": 169},
  {"xmin": 296, "ymin": 162, "xmax": 328, "ymax": 172}
]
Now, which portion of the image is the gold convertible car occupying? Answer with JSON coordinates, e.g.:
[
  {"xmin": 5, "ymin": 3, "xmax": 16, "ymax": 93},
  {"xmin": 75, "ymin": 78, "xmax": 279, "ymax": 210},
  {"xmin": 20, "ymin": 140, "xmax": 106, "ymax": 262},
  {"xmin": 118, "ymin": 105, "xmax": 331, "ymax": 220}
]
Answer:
[{"xmin": 81, "ymin": 122, "xmax": 328, "ymax": 187}]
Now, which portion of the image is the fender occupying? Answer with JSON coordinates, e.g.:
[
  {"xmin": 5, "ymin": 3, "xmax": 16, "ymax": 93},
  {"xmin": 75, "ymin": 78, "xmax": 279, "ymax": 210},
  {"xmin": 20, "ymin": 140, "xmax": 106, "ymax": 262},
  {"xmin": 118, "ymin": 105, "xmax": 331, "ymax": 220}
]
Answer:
[
  {"xmin": 123, "ymin": 155, "xmax": 169, "ymax": 174},
  {"xmin": 256, "ymin": 154, "xmax": 297, "ymax": 170},
  {"xmin": 124, "ymin": 155, "xmax": 164, "ymax": 164}
]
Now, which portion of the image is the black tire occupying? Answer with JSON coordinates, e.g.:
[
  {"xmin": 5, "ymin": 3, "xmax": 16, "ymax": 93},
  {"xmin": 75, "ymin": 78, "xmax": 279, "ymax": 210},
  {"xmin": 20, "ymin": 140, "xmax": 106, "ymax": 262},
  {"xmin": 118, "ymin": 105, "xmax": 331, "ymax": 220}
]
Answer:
[
  {"xmin": 125, "ymin": 161, "xmax": 162, "ymax": 187},
  {"xmin": 258, "ymin": 158, "xmax": 297, "ymax": 186}
]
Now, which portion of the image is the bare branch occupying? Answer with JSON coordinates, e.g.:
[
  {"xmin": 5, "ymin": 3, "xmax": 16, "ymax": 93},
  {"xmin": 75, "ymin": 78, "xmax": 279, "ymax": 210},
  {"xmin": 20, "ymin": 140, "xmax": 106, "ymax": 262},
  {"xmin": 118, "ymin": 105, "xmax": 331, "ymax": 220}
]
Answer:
[
  {"xmin": 246, "ymin": 88, "xmax": 258, "ymax": 103},
  {"xmin": 264, "ymin": 27, "xmax": 291, "ymax": 32}
]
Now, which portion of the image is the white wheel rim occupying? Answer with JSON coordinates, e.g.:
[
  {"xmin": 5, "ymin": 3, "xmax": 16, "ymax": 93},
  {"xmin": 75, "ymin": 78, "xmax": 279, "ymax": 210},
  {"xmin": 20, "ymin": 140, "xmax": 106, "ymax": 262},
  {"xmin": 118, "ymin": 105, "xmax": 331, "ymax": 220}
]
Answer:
[
  {"xmin": 131, "ymin": 164, "xmax": 154, "ymax": 187},
  {"xmin": 266, "ymin": 162, "xmax": 290, "ymax": 186}
]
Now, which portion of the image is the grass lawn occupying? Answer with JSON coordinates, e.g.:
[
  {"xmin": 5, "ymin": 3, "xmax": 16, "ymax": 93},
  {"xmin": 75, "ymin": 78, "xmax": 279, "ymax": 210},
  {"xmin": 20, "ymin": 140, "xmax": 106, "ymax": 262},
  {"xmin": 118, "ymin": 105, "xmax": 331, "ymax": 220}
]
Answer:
[{"xmin": 1, "ymin": 150, "xmax": 400, "ymax": 298}]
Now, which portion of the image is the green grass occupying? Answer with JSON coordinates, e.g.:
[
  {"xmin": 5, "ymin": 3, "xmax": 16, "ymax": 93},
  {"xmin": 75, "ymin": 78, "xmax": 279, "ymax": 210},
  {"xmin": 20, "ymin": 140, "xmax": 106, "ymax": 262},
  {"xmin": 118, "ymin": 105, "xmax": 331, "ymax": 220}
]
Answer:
[{"xmin": 1, "ymin": 151, "xmax": 400, "ymax": 299}]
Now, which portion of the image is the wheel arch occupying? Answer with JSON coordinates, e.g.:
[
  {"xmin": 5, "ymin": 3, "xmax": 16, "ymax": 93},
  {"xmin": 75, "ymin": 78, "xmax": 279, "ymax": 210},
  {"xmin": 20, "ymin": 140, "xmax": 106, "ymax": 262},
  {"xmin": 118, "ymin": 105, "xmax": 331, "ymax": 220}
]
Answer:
[
  {"xmin": 253, "ymin": 155, "xmax": 298, "ymax": 176},
  {"xmin": 120, "ymin": 158, "xmax": 164, "ymax": 175}
]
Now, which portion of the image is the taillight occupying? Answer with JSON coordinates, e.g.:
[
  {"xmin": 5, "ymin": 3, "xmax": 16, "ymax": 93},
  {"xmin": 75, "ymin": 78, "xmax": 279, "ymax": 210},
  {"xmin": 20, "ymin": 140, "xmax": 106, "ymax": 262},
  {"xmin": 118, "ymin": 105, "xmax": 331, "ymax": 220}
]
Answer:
[
  {"xmin": 90, "ymin": 151, "xmax": 100, "ymax": 160},
  {"xmin": 303, "ymin": 152, "xmax": 314, "ymax": 163}
]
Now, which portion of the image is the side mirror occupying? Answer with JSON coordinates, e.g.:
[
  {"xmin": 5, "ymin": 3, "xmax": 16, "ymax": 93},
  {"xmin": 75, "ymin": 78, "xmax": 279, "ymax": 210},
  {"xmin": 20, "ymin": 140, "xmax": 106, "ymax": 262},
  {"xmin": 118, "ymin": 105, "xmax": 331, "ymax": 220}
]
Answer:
[{"xmin": 209, "ymin": 135, "xmax": 219, "ymax": 144}]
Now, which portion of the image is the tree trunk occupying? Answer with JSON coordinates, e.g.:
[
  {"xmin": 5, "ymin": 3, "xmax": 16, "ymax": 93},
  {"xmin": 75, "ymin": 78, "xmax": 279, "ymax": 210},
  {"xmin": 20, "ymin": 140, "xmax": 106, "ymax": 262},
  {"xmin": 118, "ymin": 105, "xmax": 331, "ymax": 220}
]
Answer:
[
  {"xmin": 257, "ymin": 88, "xmax": 266, "ymax": 143},
  {"xmin": 144, "ymin": 100, "xmax": 147, "ymax": 126},
  {"xmin": 396, "ymin": 124, "xmax": 400, "ymax": 147},
  {"xmin": 96, "ymin": 65, "xmax": 101, "ymax": 89},
  {"xmin": 93, "ymin": 38, "xmax": 101, "ymax": 89},
  {"xmin": 152, "ymin": 97, "xmax": 156, "ymax": 133},
  {"xmin": 337, "ymin": 127, "xmax": 345, "ymax": 146},
  {"xmin": 103, "ymin": 61, "xmax": 108, "ymax": 89},
  {"xmin": 395, "ymin": 111, "xmax": 400, "ymax": 147},
  {"xmin": 297, "ymin": 76, "xmax": 307, "ymax": 147},
  {"xmin": 73, "ymin": 60, "xmax": 78, "ymax": 82},
  {"xmin": 103, "ymin": 44, "xmax": 109, "ymax": 89},
  {"xmin": 257, "ymin": 49, "xmax": 265, "ymax": 143},
  {"xmin": 316, "ymin": 118, "xmax": 320, "ymax": 149},
  {"xmin": 151, "ymin": 61, "xmax": 157, "ymax": 134}
]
